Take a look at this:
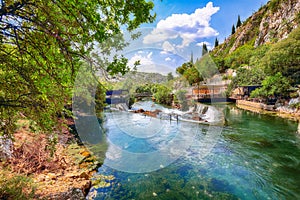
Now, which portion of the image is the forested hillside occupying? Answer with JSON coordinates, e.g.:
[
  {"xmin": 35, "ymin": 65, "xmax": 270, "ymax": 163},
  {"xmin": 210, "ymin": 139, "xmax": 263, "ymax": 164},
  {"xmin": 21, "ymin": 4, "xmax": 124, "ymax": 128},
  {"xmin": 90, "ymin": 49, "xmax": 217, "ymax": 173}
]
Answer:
[{"xmin": 210, "ymin": 0, "xmax": 300, "ymax": 99}]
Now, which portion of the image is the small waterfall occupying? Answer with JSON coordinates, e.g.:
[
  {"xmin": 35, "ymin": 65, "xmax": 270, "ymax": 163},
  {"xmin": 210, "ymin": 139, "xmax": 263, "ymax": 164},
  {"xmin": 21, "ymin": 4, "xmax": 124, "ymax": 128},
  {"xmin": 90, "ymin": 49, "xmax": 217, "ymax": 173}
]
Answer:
[
  {"xmin": 191, "ymin": 103, "xmax": 222, "ymax": 123},
  {"xmin": 114, "ymin": 101, "xmax": 223, "ymax": 124},
  {"xmin": 202, "ymin": 106, "xmax": 221, "ymax": 122},
  {"xmin": 112, "ymin": 103, "xmax": 129, "ymax": 111}
]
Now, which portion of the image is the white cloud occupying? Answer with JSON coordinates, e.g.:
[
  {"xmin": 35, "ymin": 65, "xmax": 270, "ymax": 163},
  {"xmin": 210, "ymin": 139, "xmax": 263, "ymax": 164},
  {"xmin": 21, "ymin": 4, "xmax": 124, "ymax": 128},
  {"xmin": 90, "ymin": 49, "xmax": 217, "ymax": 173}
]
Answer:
[
  {"xmin": 162, "ymin": 41, "xmax": 176, "ymax": 53},
  {"xmin": 160, "ymin": 51, "xmax": 168, "ymax": 55},
  {"xmin": 143, "ymin": 2, "xmax": 219, "ymax": 48},
  {"xmin": 127, "ymin": 53, "xmax": 154, "ymax": 68},
  {"xmin": 165, "ymin": 57, "xmax": 172, "ymax": 61},
  {"xmin": 147, "ymin": 52, "xmax": 153, "ymax": 59}
]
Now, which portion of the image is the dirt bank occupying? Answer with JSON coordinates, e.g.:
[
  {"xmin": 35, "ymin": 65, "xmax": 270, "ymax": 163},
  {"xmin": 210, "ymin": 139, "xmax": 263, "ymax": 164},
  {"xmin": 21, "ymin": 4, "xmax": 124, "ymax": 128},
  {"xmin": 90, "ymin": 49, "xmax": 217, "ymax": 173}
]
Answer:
[{"xmin": 0, "ymin": 118, "xmax": 102, "ymax": 199}]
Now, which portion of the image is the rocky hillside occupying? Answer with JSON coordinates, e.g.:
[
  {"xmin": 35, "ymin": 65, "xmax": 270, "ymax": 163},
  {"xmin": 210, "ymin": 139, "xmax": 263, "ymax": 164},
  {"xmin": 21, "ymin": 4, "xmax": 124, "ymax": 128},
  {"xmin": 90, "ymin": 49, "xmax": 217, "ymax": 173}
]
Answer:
[{"xmin": 213, "ymin": 0, "xmax": 300, "ymax": 56}]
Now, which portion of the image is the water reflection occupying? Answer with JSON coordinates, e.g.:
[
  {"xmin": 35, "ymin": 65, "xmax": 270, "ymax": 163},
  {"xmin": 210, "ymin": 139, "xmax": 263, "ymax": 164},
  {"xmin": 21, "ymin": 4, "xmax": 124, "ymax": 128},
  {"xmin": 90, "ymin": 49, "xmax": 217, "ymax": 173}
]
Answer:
[{"xmin": 89, "ymin": 105, "xmax": 299, "ymax": 200}]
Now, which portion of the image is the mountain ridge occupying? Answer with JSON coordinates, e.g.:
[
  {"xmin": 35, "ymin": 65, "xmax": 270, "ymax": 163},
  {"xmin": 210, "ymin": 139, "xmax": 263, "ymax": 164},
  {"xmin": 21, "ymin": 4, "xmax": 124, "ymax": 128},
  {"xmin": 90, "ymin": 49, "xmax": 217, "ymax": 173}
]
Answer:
[{"xmin": 213, "ymin": 0, "xmax": 300, "ymax": 56}]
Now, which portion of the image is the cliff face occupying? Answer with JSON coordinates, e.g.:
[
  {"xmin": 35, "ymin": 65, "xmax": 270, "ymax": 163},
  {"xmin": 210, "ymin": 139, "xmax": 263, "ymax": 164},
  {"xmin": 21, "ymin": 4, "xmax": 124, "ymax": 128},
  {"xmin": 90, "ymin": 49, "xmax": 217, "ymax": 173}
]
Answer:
[
  {"xmin": 255, "ymin": 0, "xmax": 300, "ymax": 47},
  {"xmin": 214, "ymin": 0, "xmax": 300, "ymax": 55}
]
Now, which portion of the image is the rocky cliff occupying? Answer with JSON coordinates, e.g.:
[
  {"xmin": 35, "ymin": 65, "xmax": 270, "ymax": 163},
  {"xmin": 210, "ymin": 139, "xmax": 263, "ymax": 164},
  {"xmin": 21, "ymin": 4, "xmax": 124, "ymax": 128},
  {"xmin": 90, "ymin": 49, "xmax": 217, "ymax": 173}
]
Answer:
[{"xmin": 214, "ymin": 0, "xmax": 300, "ymax": 55}]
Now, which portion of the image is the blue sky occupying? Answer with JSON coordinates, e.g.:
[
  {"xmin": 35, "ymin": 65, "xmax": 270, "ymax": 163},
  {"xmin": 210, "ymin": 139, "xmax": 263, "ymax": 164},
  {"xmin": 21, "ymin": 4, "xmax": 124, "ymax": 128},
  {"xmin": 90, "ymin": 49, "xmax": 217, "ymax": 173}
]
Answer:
[
  {"xmin": 124, "ymin": 0, "xmax": 269, "ymax": 75},
  {"xmin": 150, "ymin": 0, "xmax": 268, "ymax": 42}
]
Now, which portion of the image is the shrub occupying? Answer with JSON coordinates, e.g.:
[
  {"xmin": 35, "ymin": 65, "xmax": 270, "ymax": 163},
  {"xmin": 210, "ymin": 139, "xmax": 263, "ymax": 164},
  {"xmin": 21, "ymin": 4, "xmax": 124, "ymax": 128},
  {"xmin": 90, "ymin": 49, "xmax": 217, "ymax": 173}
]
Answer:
[{"xmin": 0, "ymin": 171, "xmax": 36, "ymax": 200}]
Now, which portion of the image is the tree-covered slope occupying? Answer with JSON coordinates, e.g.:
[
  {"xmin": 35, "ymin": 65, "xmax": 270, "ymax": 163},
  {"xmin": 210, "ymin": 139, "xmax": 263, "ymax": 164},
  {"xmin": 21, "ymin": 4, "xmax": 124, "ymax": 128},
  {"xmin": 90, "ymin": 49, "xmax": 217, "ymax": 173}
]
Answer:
[{"xmin": 210, "ymin": 0, "xmax": 300, "ymax": 98}]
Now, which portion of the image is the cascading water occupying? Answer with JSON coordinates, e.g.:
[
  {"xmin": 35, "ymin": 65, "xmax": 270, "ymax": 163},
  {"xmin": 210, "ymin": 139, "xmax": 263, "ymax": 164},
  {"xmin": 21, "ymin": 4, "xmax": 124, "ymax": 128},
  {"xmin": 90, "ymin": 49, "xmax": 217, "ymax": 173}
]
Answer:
[
  {"xmin": 110, "ymin": 103, "xmax": 129, "ymax": 111},
  {"xmin": 130, "ymin": 101, "xmax": 223, "ymax": 125}
]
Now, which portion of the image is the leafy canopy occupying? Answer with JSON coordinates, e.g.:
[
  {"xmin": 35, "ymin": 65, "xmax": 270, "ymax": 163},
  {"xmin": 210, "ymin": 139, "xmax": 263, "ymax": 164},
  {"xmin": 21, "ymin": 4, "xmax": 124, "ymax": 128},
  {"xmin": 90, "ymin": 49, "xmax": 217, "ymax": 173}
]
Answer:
[
  {"xmin": 0, "ymin": 0, "xmax": 155, "ymax": 135},
  {"xmin": 250, "ymin": 72, "xmax": 291, "ymax": 99}
]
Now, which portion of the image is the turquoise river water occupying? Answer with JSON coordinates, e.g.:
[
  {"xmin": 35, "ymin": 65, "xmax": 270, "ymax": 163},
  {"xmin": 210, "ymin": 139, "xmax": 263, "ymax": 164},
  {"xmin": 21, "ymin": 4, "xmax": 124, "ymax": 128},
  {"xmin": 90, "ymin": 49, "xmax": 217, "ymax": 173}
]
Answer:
[{"xmin": 89, "ymin": 104, "xmax": 299, "ymax": 200}]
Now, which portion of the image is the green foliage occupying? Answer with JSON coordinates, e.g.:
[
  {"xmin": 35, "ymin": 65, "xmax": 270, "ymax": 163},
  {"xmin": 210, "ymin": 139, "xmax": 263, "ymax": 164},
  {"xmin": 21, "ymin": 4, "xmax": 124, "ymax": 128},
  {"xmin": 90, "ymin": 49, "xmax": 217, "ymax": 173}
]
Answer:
[
  {"xmin": 214, "ymin": 38, "xmax": 219, "ymax": 48},
  {"xmin": 210, "ymin": 0, "xmax": 298, "ymax": 100},
  {"xmin": 152, "ymin": 85, "xmax": 173, "ymax": 105},
  {"xmin": 224, "ymin": 45, "xmax": 254, "ymax": 69},
  {"xmin": 174, "ymin": 90, "xmax": 189, "ymax": 111},
  {"xmin": 212, "ymin": 55, "xmax": 227, "ymax": 73},
  {"xmin": 135, "ymin": 84, "xmax": 154, "ymax": 94},
  {"xmin": 106, "ymin": 55, "xmax": 130, "ymax": 76},
  {"xmin": 95, "ymin": 82, "xmax": 108, "ymax": 115},
  {"xmin": 249, "ymin": 44, "xmax": 271, "ymax": 66},
  {"xmin": 227, "ymin": 67, "xmax": 265, "ymax": 95},
  {"xmin": 0, "ymin": 0, "xmax": 155, "ymax": 136},
  {"xmin": 296, "ymin": 11, "xmax": 300, "ymax": 24},
  {"xmin": 134, "ymin": 83, "xmax": 173, "ymax": 106},
  {"xmin": 269, "ymin": 0, "xmax": 281, "ymax": 13},
  {"xmin": 190, "ymin": 52, "xmax": 194, "ymax": 63},
  {"xmin": 250, "ymin": 72, "xmax": 291, "ymax": 98},
  {"xmin": 257, "ymin": 27, "xmax": 300, "ymax": 84},
  {"xmin": 195, "ymin": 54, "xmax": 219, "ymax": 79},
  {"xmin": 183, "ymin": 67, "xmax": 202, "ymax": 85},
  {"xmin": 202, "ymin": 43, "xmax": 208, "ymax": 56},
  {"xmin": 176, "ymin": 62, "xmax": 193, "ymax": 75},
  {"xmin": 0, "ymin": 171, "xmax": 36, "ymax": 200},
  {"xmin": 236, "ymin": 15, "xmax": 242, "ymax": 28},
  {"xmin": 231, "ymin": 24, "xmax": 236, "ymax": 35},
  {"xmin": 167, "ymin": 72, "xmax": 174, "ymax": 81},
  {"xmin": 176, "ymin": 61, "xmax": 204, "ymax": 85},
  {"xmin": 289, "ymin": 102, "xmax": 300, "ymax": 109},
  {"xmin": 73, "ymin": 63, "xmax": 107, "ymax": 117},
  {"xmin": 113, "ymin": 71, "xmax": 167, "ymax": 96}
]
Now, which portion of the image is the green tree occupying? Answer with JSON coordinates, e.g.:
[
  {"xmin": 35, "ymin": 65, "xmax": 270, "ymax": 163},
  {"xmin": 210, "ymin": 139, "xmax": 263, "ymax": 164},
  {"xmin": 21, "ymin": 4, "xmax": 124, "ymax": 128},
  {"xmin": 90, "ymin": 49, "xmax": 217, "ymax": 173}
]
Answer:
[
  {"xmin": 175, "ymin": 90, "xmax": 189, "ymax": 111},
  {"xmin": 167, "ymin": 72, "xmax": 174, "ymax": 81},
  {"xmin": 183, "ymin": 67, "xmax": 202, "ymax": 86},
  {"xmin": 250, "ymin": 72, "xmax": 291, "ymax": 99},
  {"xmin": 202, "ymin": 43, "xmax": 208, "ymax": 56},
  {"xmin": 176, "ymin": 62, "xmax": 193, "ymax": 75},
  {"xmin": 224, "ymin": 44, "xmax": 254, "ymax": 69},
  {"xmin": 176, "ymin": 61, "xmax": 203, "ymax": 85},
  {"xmin": 190, "ymin": 52, "xmax": 194, "ymax": 63},
  {"xmin": 214, "ymin": 38, "xmax": 219, "ymax": 48},
  {"xmin": 258, "ymin": 27, "xmax": 300, "ymax": 84},
  {"xmin": 136, "ymin": 84, "xmax": 154, "ymax": 94},
  {"xmin": 153, "ymin": 85, "xmax": 172, "ymax": 105},
  {"xmin": 0, "ymin": 0, "xmax": 155, "ymax": 136},
  {"xmin": 232, "ymin": 24, "xmax": 236, "ymax": 34},
  {"xmin": 227, "ymin": 67, "xmax": 265, "ymax": 95},
  {"xmin": 236, "ymin": 15, "xmax": 242, "ymax": 28},
  {"xmin": 195, "ymin": 54, "xmax": 219, "ymax": 79}
]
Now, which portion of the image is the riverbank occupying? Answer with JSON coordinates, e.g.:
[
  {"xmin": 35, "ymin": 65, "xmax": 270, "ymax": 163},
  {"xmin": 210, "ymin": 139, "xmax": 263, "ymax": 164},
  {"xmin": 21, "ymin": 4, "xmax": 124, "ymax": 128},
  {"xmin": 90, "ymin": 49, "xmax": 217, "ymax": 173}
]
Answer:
[
  {"xmin": 0, "ymin": 118, "xmax": 102, "ymax": 199},
  {"xmin": 236, "ymin": 100, "xmax": 300, "ymax": 121}
]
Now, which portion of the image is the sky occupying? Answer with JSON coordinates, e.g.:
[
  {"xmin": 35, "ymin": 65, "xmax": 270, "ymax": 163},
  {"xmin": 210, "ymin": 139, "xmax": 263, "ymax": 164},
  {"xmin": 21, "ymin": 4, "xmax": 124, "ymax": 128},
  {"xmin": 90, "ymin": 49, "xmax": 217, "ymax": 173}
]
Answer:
[{"xmin": 123, "ymin": 0, "xmax": 269, "ymax": 75}]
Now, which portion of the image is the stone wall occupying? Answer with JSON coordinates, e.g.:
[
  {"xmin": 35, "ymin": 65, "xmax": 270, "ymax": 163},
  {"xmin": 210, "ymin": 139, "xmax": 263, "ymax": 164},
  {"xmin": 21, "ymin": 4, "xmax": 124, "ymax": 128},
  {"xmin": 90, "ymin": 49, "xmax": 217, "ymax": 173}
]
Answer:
[{"xmin": 236, "ymin": 100, "xmax": 274, "ymax": 112}]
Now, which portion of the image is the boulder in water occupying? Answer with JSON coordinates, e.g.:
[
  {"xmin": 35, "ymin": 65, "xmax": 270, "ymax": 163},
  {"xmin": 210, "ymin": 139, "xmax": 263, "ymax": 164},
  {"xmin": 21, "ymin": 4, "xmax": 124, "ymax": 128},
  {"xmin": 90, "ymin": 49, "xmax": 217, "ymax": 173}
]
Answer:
[{"xmin": 133, "ymin": 109, "xmax": 145, "ymax": 113}]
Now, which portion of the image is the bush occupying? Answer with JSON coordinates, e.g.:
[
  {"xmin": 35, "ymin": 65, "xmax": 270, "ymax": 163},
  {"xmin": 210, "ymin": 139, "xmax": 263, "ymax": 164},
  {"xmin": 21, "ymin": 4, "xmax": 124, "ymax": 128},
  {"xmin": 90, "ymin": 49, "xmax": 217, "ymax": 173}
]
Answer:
[
  {"xmin": 250, "ymin": 72, "xmax": 291, "ymax": 99},
  {"xmin": 153, "ymin": 85, "xmax": 172, "ymax": 105},
  {"xmin": 0, "ymin": 171, "xmax": 36, "ymax": 200},
  {"xmin": 175, "ymin": 90, "xmax": 189, "ymax": 111},
  {"xmin": 289, "ymin": 102, "xmax": 300, "ymax": 109}
]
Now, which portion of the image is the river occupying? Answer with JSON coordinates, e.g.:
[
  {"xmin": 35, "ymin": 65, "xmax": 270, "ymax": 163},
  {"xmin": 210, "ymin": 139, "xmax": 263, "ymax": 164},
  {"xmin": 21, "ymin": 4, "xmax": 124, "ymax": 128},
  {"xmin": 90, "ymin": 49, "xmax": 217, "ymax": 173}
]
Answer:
[{"xmin": 88, "ymin": 103, "xmax": 299, "ymax": 200}]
